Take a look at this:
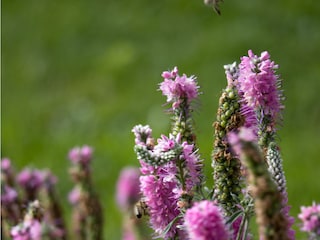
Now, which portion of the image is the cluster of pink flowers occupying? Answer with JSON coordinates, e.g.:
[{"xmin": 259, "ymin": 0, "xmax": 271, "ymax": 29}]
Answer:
[
  {"xmin": 184, "ymin": 200, "xmax": 229, "ymax": 240},
  {"xmin": 132, "ymin": 127, "xmax": 202, "ymax": 238},
  {"xmin": 11, "ymin": 218, "xmax": 43, "ymax": 240},
  {"xmin": 140, "ymin": 162, "xmax": 181, "ymax": 238},
  {"xmin": 1, "ymin": 145, "xmax": 101, "ymax": 240},
  {"xmin": 238, "ymin": 50, "xmax": 283, "ymax": 120},
  {"xmin": 160, "ymin": 66, "xmax": 199, "ymax": 109},
  {"xmin": 17, "ymin": 168, "xmax": 44, "ymax": 194},
  {"xmin": 298, "ymin": 202, "xmax": 320, "ymax": 237},
  {"xmin": 1, "ymin": 185, "xmax": 18, "ymax": 206},
  {"xmin": 116, "ymin": 167, "xmax": 141, "ymax": 210},
  {"xmin": 68, "ymin": 145, "xmax": 93, "ymax": 165},
  {"xmin": 128, "ymin": 60, "xmax": 300, "ymax": 240}
]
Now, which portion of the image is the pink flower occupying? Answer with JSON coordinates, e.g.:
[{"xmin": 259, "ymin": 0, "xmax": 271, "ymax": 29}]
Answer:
[
  {"xmin": 68, "ymin": 145, "xmax": 93, "ymax": 164},
  {"xmin": 116, "ymin": 167, "xmax": 141, "ymax": 210},
  {"xmin": 228, "ymin": 127, "xmax": 258, "ymax": 156},
  {"xmin": 140, "ymin": 173, "xmax": 181, "ymax": 239},
  {"xmin": 181, "ymin": 142, "xmax": 202, "ymax": 191},
  {"xmin": 1, "ymin": 158, "xmax": 12, "ymax": 172},
  {"xmin": 238, "ymin": 50, "xmax": 283, "ymax": 120},
  {"xmin": 154, "ymin": 134, "xmax": 178, "ymax": 152},
  {"xmin": 68, "ymin": 186, "xmax": 82, "ymax": 205},
  {"xmin": 1, "ymin": 186, "xmax": 18, "ymax": 205},
  {"xmin": 159, "ymin": 67, "xmax": 199, "ymax": 109},
  {"xmin": 184, "ymin": 200, "xmax": 230, "ymax": 240},
  {"xmin": 11, "ymin": 219, "xmax": 42, "ymax": 240},
  {"xmin": 139, "ymin": 157, "xmax": 182, "ymax": 239},
  {"xmin": 161, "ymin": 66, "xmax": 178, "ymax": 79},
  {"xmin": 17, "ymin": 168, "xmax": 44, "ymax": 191},
  {"xmin": 298, "ymin": 202, "xmax": 320, "ymax": 236}
]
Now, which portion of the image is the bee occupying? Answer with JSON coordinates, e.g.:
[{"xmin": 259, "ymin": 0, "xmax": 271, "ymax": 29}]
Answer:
[
  {"xmin": 204, "ymin": 0, "xmax": 223, "ymax": 15},
  {"xmin": 134, "ymin": 199, "xmax": 149, "ymax": 219}
]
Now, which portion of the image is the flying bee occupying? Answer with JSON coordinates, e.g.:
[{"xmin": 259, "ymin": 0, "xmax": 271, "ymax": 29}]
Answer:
[
  {"xmin": 204, "ymin": 0, "xmax": 223, "ymax": 15},
  {"xmin": 134, "ymin": 199, "xmax": 149, "ymax": 219}
]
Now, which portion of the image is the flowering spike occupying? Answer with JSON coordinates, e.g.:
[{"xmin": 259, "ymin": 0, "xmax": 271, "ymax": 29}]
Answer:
[
  {"xmin": 237, "ymin": 50, "xmax": 283, "ymax": 148},
  {"xmin": 212, "ymin": 76, "xmax": 244, "ymax": 216},
  {"xmin": 116, "ymin": 167, "xmax": 141, "ymax": 210},
  {"xmin": 229, "ymin": 129, "xmax": 293, "ymax": 240},
  {"xmin": 68, "ymin": 145, "xmax": 103, "ymax": 240},
  {"xmin": 298, "ymin": 202, "xmax": 320, "ymax": 238},
  {"xmin": 184, "ymin": 200, "xmax": 230, "ymax": 240},
  {"xmin": 159, "ymin": 67, "xmax": 199, "ymax": 109},
  {"xmin": 17, "ymin": 168, "xmax": 44, "ymax": 201}
]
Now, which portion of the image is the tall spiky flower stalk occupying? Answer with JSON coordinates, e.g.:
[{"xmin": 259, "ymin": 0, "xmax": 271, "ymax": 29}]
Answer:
[
  {"xmin": 229, "ymin": 128, "xmax": 291, "ymax": 240},
  {"xmin": 160, "ymin": 66, "xmax": 199, "ymax": 144},
  {"xmin": 237, "ymin": 50, "xmax": 283, "ymax": 152},
  {"xmin": 40, "ymin": 170, "xmax": 67, "ymax": 240},
  {"xmin": 212, "ymin": 63, "xmax": 244, "ymax": 216},
  {"xmin": 160, "ymin": 67, "xmax": 203, "ymax": 211},
  {"xmin": 17, "ymin": 168, "xmax": 44, "ymax": 203},
  {"xmin": 132, "ymin": 67, "xmax": 203, "ymax": 239},
  {"xmin": 184, "ymin": 200, "xmax": 230, "ymax": 240},
  {"xmin": 237, "ymin": 50, "xmax": 294, "ymax": 239},
  {"xmin": 116, "ymin": 167, "xmax": 150, "ymax": 240},
  {"xmin": 10, "ymin": 200, "xmax": 64, "ymax": 240},
  {"xmin": 68, "ymin": 146, "xmax": 103, "ymax": 240},
  {"xmin": 1, "ymin": 158, "xmax": 22, "ymax": 236}
]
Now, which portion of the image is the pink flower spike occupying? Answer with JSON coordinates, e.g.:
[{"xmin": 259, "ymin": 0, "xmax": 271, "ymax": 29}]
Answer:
[
  {"xmin": 184, "ymin": 200, "xmax": 230, "ymax": 240},
  {"xmin": 228, "ymin": 127, "xmax": 258, "ymax": 156},
  {"xmin": 1, "ymin": 158, "xmax": 11, "ymax": 171},
  {"xmin": 159, "ymin": 67, "xmax": 199, "ymax": 108},
  {"xmin": 68, "ymin": 186, "xmax": 82, "ymax": 205},
  {"xmin": 116, "ymin": 167, "xmax": 141, "ymax": 210},
  {"xmin": 68, "ymin": 147, "xmax": 81, "ymax": 163},
  {"xmin": 80, "ymin": 145, "xmax": 93, "ymax": 163},
  {"xmin": 1, "ymin": 186, "xmax": 18, "ymax": 205},
  {"xmin": 68, "ymin": 145, "xmax": 93, "ymax": 164},
  {"xmin": 298, "ymin": 202, "xmax": 320, "ymax": 235},
  {"xmin": 237, "ymin": 50, "xmax": 283, "ymax": 121},
  {"xmin": 17, "ymin": 168, "xmax": 44, "ymax": 191}
]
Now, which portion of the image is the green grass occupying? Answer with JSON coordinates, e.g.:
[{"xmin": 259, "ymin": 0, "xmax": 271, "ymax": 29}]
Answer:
[{"xmin": 2, "ymin": 0, "xmax": 320, "ymax": 239}]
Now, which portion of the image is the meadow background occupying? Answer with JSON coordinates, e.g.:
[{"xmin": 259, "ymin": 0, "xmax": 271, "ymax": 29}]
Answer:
[{"xmin": 2, "ymin": 0, "xmax": 320, "ymax": 239}]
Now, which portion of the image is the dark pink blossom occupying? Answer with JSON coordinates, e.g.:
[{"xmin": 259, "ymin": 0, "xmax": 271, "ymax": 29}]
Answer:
[
  {"xmin": 154, "ymin": 134, "xmax": 178, "ymax": 152},
  {"xmin": 17, "ymin": 168, "xmax": 44, "ymax": 191},
  {"xmin": 1, "ymin": 185, "xmax": 18, "ymax": 205},
  {"xmin": 116, "ymin": 167, "xmax": 141, "ymax": 210},
  {"xmin": 68, "ymin": 145, "xmax": 93, "ymax": 164},
  {"xmin": 298, "ymin": 202, "xmax": 320, "ymax": 236},
  {"xmin": 184, "ymin": 200, "xmax": 230, "ymax": 240},
  {"xmin": 11, "ymin": 219, "xmax": 42, "ymax": 240},
  {"xmin": 140, "ymin": 173, "xmax": 180, "ymax": 239},
  {"xmin": 238, "ymin": 50, "xmax": 283, "ymax": 120},
  {"xmin": 1, "ymin": 158, "xmax": 12, "ymax": 172},
  {"xmin": 159, "ymin": 67, "xmax": 199, "ymax": 109},
  {"xmin": 228, "ymin": 127, "xmax": 258, "ymax": 156},
  {"xmin": 181, "ymin": 142, "xmax": 202, "ymax": 191},
  {"xmin": 68, "ymin": 186, "xmax": 82, "ymax": 205}
]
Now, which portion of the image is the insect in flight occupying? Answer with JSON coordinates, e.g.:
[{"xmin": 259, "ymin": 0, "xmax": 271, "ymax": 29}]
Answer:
[{"xmin": 134, "ymin": 199, "xmax": 149, "ymax": 219}]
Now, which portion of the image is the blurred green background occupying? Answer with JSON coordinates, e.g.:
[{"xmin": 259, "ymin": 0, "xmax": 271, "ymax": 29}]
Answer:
[{"xmin": 2, "ymin": 0, "xmax": 320, "ymax": 239}]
